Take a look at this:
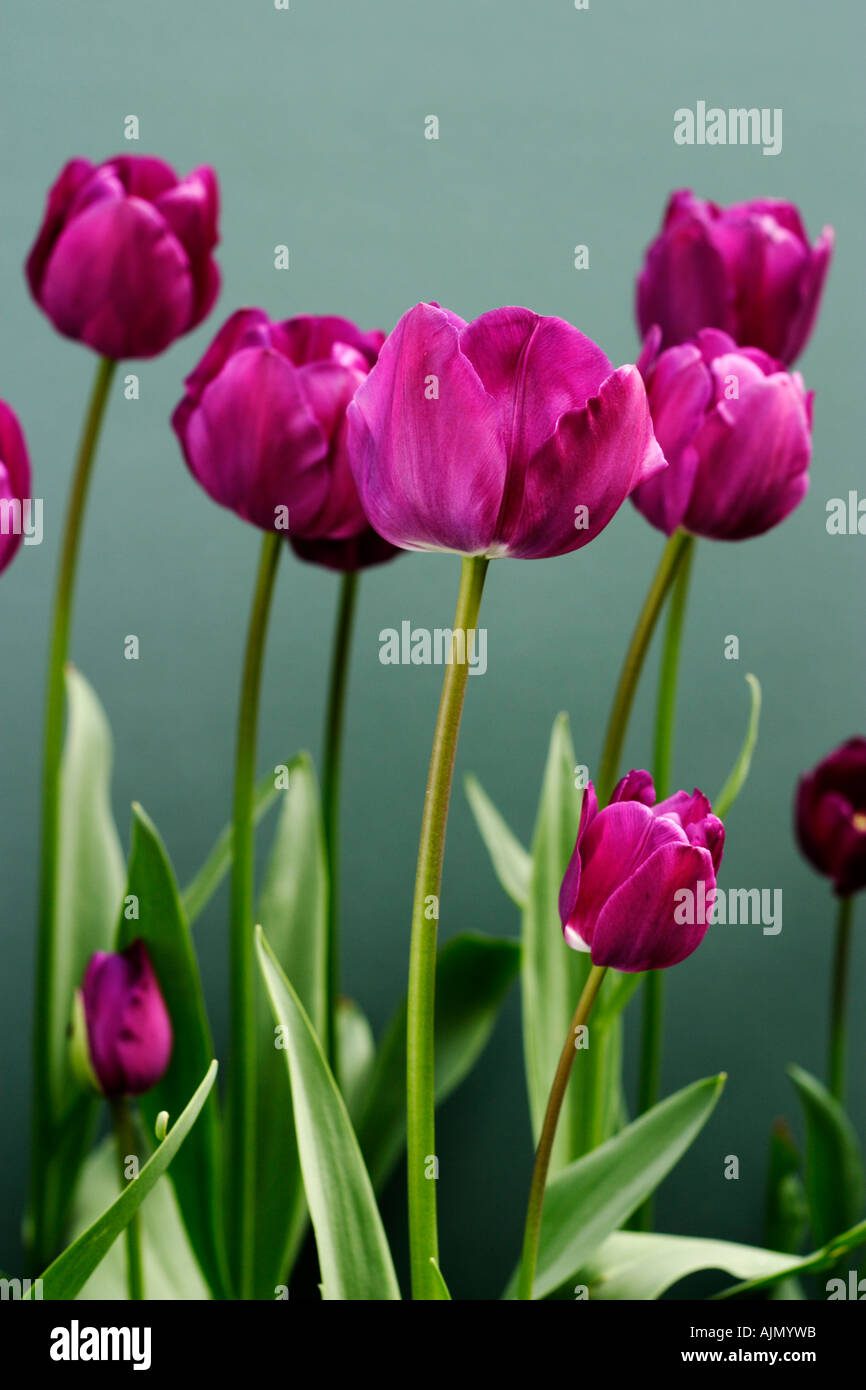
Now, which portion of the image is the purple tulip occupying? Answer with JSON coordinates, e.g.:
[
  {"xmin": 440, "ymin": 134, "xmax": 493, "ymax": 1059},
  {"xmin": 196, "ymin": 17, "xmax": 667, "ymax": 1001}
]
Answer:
[
  {"xmin": 0, "ymin": 403, "xmax": 31, "ymax": 577},
  {"xmin": 631, "ymin": 327, "xmax": 812, "ymax": 541},
  {"xmin": 172, "ymin": 308, "xmax": 396, "ymax": 571},
  {"xmin": 80, "ymin": 941, "xmax": 173, "ymax": 1098},
  {"xmin": 26, "ymin": 155, "xmax": 221, "ymax": 359},
  {"xmin": 796, "ymin": 739, "xmax": 866, "ymax": 897},
  {"xmin": 636, "ymin": 190, "xmax": 833, "ymax": 366},
  {"xmin": 346, "ymin": 302, "xmax": 665, "ymax": 559},
  {"xmin": 559, "ymin": 771, "xmax": 725, "ymax": 972}
]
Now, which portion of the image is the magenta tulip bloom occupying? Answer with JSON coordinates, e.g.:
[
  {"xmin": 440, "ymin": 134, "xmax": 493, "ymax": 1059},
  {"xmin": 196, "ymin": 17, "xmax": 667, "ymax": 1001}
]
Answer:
[
  {"xmin": 631, "ymin": 327, "xmax": 812, "ymax": 541},
  {"xmin": 559, "ymin": 771, "xmax": 725, "ymax": 972},
  {"xmin": 346, "ymin": 302, "xmax": 665, "ymax": 558},
  {"xmin": 26, "ymin": 155, "xmax": 220, "ymax": 359},
  {"xmin": 637, "ymin": 190, "xmax": 833, "ymax": 365},
  {"xmin": 80, "ymin": 941, "xmax": 173, "ymax": 1097},
  {"xmin": 796, "ymin": 739, "xmax": 866, "ymax": 897},
  {"xmin": 173, "ymin": 308, "xmax": 396, "ymax": 571},
  {"xmin": 0, "ymin": 403, "xmax": 32, "ymax": 577}
]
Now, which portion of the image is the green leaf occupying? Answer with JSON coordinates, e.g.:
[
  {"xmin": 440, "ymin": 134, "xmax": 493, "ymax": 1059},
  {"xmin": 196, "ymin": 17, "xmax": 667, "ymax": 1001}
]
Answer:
[
  {"xmin": 764, "ymin": 1118, "xmax": 807, "ymax": 1255},
  {"xmin": 593, "ymin": 970, "xmax": 643, "ymax": 1029},
  {"xmin": 357, "ymin": 932, "xmax": 520, "ymax": 1190},
  {"xmin": 503, "ymin": 1074, "xmax": 726, "ymax": 1299},
  {"xmin": 575, "ymin": 1230, "xmax": 799, "ymax": 1301},
  {"xmin": 716, "ymin": 1217, "xmax": 866, "ymax": 1300},
  {"xmin": 42, "ymin": 668, "xmax": 126, "ymax": 1253},
  {"xmin": 255, "ymin": 929, "xmax": 401, "ymax": 1300},
  {"xmin": 253, "ymin": 754, "xmax": 328, "ymax": 1294},
  {"xmin": 465, "ymin": 773, "xmax": 531, "ymax": 909},
  {"xmin": 181, "ymin": 762, "xmax": 290, "ymax": 924},
  {"xmin": 69, "ymin": 1139, "xmax": 210, "ymax": 1300},
  {"xmin": 428, "ymin": 1257, "xmax": 451, "ymax": 1300},
  {"xmin": 788, "ymin": 1065, "xmax": 865, "ymax": 1247},
  {"xmin": 28, "ymin": 1063, "xmax": 218, "ymax": 1299},
  {"xmin": 714, "ymin": 673, "xmax": 761, "ymax": 820},
  {"xmin": 115, "ymin": 804, "xmax": 229, "ymax": 1299},
  {"xmin": 338, "ymin": 998, "xmax": 376, "ymax": 1124}
]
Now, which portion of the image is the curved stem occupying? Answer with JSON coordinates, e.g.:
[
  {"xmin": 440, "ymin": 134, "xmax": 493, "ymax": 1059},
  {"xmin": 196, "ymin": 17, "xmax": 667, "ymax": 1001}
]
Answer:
[
  {"xmin": 112, "ymin": 1098, "xmax": 144, "ymax": 1301},
  {"xmin": 321, "ymin": 570, "xmax": 360, "ymax": 1076},
  {"xmin": 829, "ymin": 894, "xmax": 854, "ymax": 1104},
  {"xmin": 228, "ymin": 530, "xmax": 281, "ymax": 1299},
  {"xmin": 633, "ymin": 533, "xmax": 695, "ymax": 1232},
  {"xmin": 516, "ymin": 964, "xmax": 607, "ymax": 1301},
  {"xmin": 30, "ymin": 356, "xmax": 116, "ymax": 1266},
  {"xmin": 407, "ymin": 555, "xmax": 488, "ymax": 1300},
  {"xmin": 596, "ymin": 529, "xmax": 691, "ymax": 806}
]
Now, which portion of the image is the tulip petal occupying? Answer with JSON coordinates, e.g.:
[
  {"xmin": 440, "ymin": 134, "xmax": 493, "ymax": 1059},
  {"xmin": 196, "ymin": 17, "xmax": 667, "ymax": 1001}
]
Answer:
[
  {"xmin": 154, "ymin": 166, "xmax": 221, "ymax": 326},
  {"xmin": 347, "ymin": 302, "xmax": 507, "ymax": 553},
  {"xmin": 591, "ymin": 842, "xmax": 714, "ymax": 971},
  {"xmin": 569, "ymin": 800, "xmax": 687, "ymax": 949},
  {"xmin": 502, "ymin": 366, "xmax": 666, "ymax": 558},
  {"xmin": 637, "ymin": 209, "xmax": 734, "ymax": 348},
  {"xmin": 39, "ymin": 197, "xmax": 194, "ymax": 359},
  {"xmin": 0, "ymin": 404, "xmax": 32, "ymax": 576}
]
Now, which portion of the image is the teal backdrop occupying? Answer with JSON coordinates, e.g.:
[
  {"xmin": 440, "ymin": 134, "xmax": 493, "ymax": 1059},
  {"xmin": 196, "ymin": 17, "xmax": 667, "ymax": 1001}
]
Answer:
[{"xmin": 1, "ymin": 0, "xmax": 863, "ymax": 1298}]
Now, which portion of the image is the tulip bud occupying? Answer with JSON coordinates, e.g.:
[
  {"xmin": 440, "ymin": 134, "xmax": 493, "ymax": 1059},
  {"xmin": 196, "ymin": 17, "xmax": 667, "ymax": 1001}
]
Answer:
[
  {"xmin": 559, "ymin": 771, "xmax": 725, "ymax": 972},
  {"xmin": 346, "ymin": 302, "xmax": 665, "ymax": 559},
  {"xmin": 0, "ymin": 402, "xmax": 32, "ymax": 577},
  {"xmin": 26, "ymin": 155, "xmax": 221, "ymax": 360},
  {"xmin": 631, "ymin": 327, "xmax": 812, "ymax": 541},
  {"xmin": 795, "ymin": 739, "xmax": 866, "ymax": 897},
  {"xmin": 636, "ymin": 190, "xmax": 833, "ymax": 365},
  {"xmin": 172, "ymin": 309, "xmax": 396, "ymax": 572},
  {"xmin": 76, "ymin": 941, "xmax": 173, "ymax": 1098}
]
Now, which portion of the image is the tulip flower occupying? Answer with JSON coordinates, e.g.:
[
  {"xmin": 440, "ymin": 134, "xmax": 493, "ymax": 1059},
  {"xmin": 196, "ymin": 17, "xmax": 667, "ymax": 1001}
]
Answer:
[
  {"xmin": 26, "ymin": 154, "xmax": 220, "ymax": 359},
  {"xmin": 77, "ymin": 941, "xmax": 172, "ymax": 1098},
  {"xmin": 346, "ymin": 302, "xmax": 666, "ymax": 558},
  {"xmin": 796, "ymin": 739, "xmax": 866, "ymax": 898},
  {"xmin": 636, "ymin": 190, "xmax": 833, "ymax": 365},
  {"xmin": 172, "ymin": 308, "xmax": 394, "ymax": 570},
  {"xmin": 796, "ymin": 739, "xmax": 866, "ymax": 1104},
  {"xmin": 0, "ymin": 402, "xmax": 32, "ymax": 576},
  {"xmin": 630, "ymin": 327, "xmax": 813, "ymax": 542},
  {"xmin": 559, "ymin": 771, "xmax": 725, "ymax": 972}
]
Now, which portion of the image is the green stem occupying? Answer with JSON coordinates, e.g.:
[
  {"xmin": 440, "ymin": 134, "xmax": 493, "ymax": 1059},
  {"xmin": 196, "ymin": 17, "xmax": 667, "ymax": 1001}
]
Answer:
[
  {"xmin": 407, "ymin": 554, "xmax": 488, "ymax": 1300},
  {"xmin": 829, "ymin": 895, "xmax": 855, "ymax": 1104},
  {"xmin": 516, "ymin": 965, "xmax": 608, "ymax": 1301},
  {"xmin": 30, "ymin": 356, "xmax": 116, "ymax": 1266},
  {"xmin": 596, "ymin": 529, "xmax": 692, "ymax": 806},
  {"xmin": 228, "ymin": 530, "xmax": 281, "ymax": 1299},
  {"xmin": 111, "ymin": 1099, "xmax": 144, "ymax": 1301},
  {"xmin": 321, "ymin": 570, "xmax": 360, "ymax": 1077},
  {"xmin": 633, "ymin": 533, "xmax": 695, "ymax": 1232}
]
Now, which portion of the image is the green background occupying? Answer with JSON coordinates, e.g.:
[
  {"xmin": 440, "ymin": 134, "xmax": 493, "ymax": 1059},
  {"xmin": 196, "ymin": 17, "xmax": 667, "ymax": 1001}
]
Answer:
[{"xmin": 1, "ymin": 0, "xmax": 863, "ymax": 1298}]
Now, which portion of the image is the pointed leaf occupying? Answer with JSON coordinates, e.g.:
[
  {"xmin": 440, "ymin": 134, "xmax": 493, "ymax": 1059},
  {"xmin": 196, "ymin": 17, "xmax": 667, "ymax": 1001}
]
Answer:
[
  {"xmin": 28, "ymin": 1063, "xmax": 218, "ymax": 1299},
  {"xmin": 576, "ymin": 1230, "xmax": 799, "ymax": 1301},
  {"xmin": 115, "ymin": 804, "xmax": 229, "ymax": 1298},
  {"xmin": 788, "ymin": 1065, "xmax": 865, "ymax": 1247},
  {"xmin": 465, "ymin": 773, "xmax": 531, "ymax": 909},
  {"xmin": 714, "ymin": 673, "xmax": 761, "ymax": 820},
  {"xmin": 256, "ymin": 929, "xmax": 400, "ymax": 1300}
]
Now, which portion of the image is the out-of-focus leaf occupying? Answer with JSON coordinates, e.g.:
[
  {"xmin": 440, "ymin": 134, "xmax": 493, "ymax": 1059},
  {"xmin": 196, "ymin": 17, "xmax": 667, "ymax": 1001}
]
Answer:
[
  {"xmin": 465, "ymin": 773, "xmax": 531, "ymax": 909},
  {"xmin": 788, "ymin": 1065, "xmax": 865, "ymax": 1248},
  {"xmin": 576, "ymin": 1231, "xmax": 799, "ymax": 1301},
  {"xmin": 338, "ymin": 998, "xmax": 376, "ymax": 1125}
]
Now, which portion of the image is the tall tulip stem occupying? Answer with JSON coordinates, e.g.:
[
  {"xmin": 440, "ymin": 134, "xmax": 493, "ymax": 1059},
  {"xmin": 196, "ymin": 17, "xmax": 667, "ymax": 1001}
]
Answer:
[
  {"xmin": 322, "ymin": 570, "xmax": 360, "ymax": 1077},
  {"xmin": 597, "ymin": 529, "xmax": 692, "ymax": 805},
  {"xmin": 633, "ymin": 531, "xmax": 695, "ymax": 1232},
  {"xmin": 30, "ymin": 355, "xmax": 116, "ymax": 1266},
  {"xmin": 516, "ymin": 964, "xmax": 608, "ymax": 1301},
  {"xmin": 828, "ymin": 894, "xmax": 855, "ymax": 1104},
  {"xmin": 111, "ymin": 1098, "xmax": 144, "ymax": 1301},
  {"xmin": 407, "ymin": 554, "xmax": 488, "ymax": 1300},
  {"xmin": 228, "ymin": 530, "xmax": 281, "ymax": 1298}
]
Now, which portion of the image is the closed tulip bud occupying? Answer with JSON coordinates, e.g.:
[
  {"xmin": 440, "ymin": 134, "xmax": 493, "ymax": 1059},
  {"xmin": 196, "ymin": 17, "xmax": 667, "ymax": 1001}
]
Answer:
[
  {"xmin": 26, "ymin": 155, "xmax": 221, "ymax": 359},
  {"xmin": 631, "ymin": 327, "xmax": 812, "ymax": 541},
  {"xmin": 796, "ymin": 739, "xmax": 866, "ymax": 897},
  {"xmin": 346, "ymin": 302, "xmax": 665, "ymax": 559},
  {"xmin": 0, "ymin": 402, "xmax": 32, "ymax": 576},
  {"xmin": 172, "ymin": 309, "xmax": 396, "ymax": 571},
  {"xmin": 76, "ymin": 941, "xmax": 173, "ymax": 1098},
  {"xmin": 559, "ymin": 771, "xmax": 725, "ymax": 972},
  {"xmin": 636, "ymin": 190, "xmax": 833, "ymax": 365}
]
